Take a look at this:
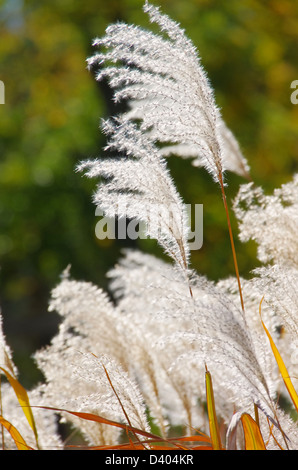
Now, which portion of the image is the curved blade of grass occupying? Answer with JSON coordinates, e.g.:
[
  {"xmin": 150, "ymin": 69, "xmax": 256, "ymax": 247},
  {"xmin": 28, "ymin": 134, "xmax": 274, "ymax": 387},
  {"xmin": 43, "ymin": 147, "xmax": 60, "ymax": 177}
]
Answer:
[
  {"xmin": 66, "ymin": 434, "xmax": 212, "ymax": 450},
  {"xmin": 227, "ymin": 411, "xmax": 266, "ymax": 450},
  {"xmin": 35, "ymin": 406, "xmax": 189, "ymax": 449},
  {"xmin": 205, "ymin": 366, "xmax": 223, "ymax": 450},
  {"xmin": 101, "ymin": 362, "xmax": 146, "ymax": 449},
  {"xmin": 173, "ymin": 434, "xmax": 211, "ymax": 444},
  {"xmin": 259, "ymin": 298, "xmax": 298, "ymax": 414},
  {"xmin": 36, "ymin": 406, "xmax": 212, "ymax": 450},
  {"xmin": 241, "ymin": 413, "xmax": 266, "ymax": 450},
  {"xmin": 0, "ymin": 367, "xmax": 39, "ymax": 448},
  {"xmin": 0, "ymin": 415, "xmax": 33, "ymax": 450}
]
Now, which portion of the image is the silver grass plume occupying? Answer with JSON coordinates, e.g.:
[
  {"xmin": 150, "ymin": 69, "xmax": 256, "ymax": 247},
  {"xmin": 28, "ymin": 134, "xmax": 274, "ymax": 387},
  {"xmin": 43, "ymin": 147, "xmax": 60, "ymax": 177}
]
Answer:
[
  {"xmin": 108, "ymin": 250, "xmax": 204, "ymax": 431},
  {"xmin": 71, "ymin": 353, "xmax": 150, "ymax": 433},
  {"xmin": 84, "ymin": 0, "xmax": 248, "ymax": 312},
  {"xmin": 47, "ymin": 271, "xmax": 126, "ymax": 365},
  {"xmin": 33, "ymin": 250, "xmax": 297, "ymax": 446},
  {"xmin": 157, "ymin": 119, "xmax": 250, "ymax": 179},
  {"xmin": 35, "ymin": 324, "xmax": 123, "ymax": 446},
  {"xmin": 250, "ymin": 264, "xmax": 298, "ymax": 402},
  {"xmin": 234, "ymin": 174, "xmax": 298, "ymax": 267},
  {"xmin": 0, "ymin": 310, "xmax": 17, "ymax": 377},
  {"xmin": 108, "ymin": 251, "xmax": 277, "ymax": 426},
  {"xmin": 77, "ymin": 118, "xmax": 191, "ymax": 278},
  {"xmin": 251, "ymin": 265, "xmax": 298, "ymax": 339},
  {"xmin": 87, "ymin": 1, "xmax": 250, "ymax": 182},
  {"xmin": 35, "ymin": 273, "xmax": 149, "ymax": 444}
]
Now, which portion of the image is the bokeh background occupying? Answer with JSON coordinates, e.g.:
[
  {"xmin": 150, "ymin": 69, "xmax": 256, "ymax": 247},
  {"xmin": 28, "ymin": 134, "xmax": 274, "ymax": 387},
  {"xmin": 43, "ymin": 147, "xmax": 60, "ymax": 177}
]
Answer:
[{"xmin": 0, "ymin": 0, "xmax": 297, "ymax": 389}]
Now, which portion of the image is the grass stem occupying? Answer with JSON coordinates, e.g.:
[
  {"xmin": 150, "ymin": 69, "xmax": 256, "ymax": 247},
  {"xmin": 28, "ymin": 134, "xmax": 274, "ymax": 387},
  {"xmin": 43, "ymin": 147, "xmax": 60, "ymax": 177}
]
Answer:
[{"xmin": 218, "ymin": 172, "xmax": 246, "ymax": 320}]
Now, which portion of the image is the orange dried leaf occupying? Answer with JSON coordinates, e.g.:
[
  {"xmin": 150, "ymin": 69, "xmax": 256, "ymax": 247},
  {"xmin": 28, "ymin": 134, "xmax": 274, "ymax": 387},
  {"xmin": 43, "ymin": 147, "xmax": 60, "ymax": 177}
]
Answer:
[
  {"xmin": 259, "ymin": 298, "xmax": 298, "ymax": 414},
  {"xmin": 205, "ymin": 367, "xmax": 223, "ymax": 450},
  {"xmin": 0, "ymin": 415, "xmax": 33, "ymax": 450},
  {"xmin": 0, "ymin": 367, "xmax": 39, "ymax": 447},
  {"xmin": 241, "ymin": 413, "xmax": 266, "ymax": 450},
  {"xmin": 36, "ymin": 406, "xmax": 187, "ymax": 449},
  {"xmin": 174, "ymin": 434, "xmax": 211, "ymax": 444}
]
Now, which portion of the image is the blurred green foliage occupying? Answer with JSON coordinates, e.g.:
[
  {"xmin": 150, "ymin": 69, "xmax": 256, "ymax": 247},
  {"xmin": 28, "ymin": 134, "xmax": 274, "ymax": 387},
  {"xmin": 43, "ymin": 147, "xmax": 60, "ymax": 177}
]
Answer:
[{"xmin": 0, "ymin": 0, "xmax": 297, "ymax": 387}]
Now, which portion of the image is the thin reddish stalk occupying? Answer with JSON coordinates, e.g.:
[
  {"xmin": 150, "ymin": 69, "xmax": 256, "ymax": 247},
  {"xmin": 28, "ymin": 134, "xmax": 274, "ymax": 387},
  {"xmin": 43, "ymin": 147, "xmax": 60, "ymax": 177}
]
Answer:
[
  {"xmin": 218, "ymin": 172, "xmax": 245, "ymax": 318},
  {"xmin": 101, "ymin": 363, "xmax": 147, "ymax": 449}
]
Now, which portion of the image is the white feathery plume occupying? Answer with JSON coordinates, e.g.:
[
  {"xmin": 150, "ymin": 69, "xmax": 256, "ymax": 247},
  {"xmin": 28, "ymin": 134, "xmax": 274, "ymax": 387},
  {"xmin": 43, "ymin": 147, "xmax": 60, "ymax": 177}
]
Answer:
[
  {"xmin": 87, "ymin": 1, "xmax": 250, "ymax": 182},
  {"xmin": 234, "ymin": 174, "xmax": 298, "ymax": 267},
  {"xmin": 217, "ymin": 275, "xmax": 284, "ymax": 404},
  {"xmin": 126, "ymin": 96, "xmax": 250, "ymax": 180},
  {"xmin": 173, "ymin": 279, "xmax": 275, "ymax": 418},
  {"xmin": 71, "ymin": 353, "xmax": 150, "ymax": 433},
  {"xmin": 85, "ymin": 0, "xmax": 248, "ymax": 312},
  {"xmin": 47, "ymin": 271, "xmax": 127, "ymax": 367},
  {"xmin": 249, "ymin": 264, "xmax": 298, "ymax": 399},
  {"xmin": 35, "ymin": 268, "xmax": 152, "ymax": 443},
  {"xmin": 33, "ymin": 249, "xmax": 296, "ymax": 445},
  {"xmin": 251, "ymin": 264, "xmax": 298, "ymax": 339},
  {"xmin": 24, "ymin": 1, "xmax": 298, "ymax": 448},
  {"xmin": 77, "ymin": 118, "xmax": 191, "ymax": 278},
  {"xmin": 108, "ymin": 250, "xmax": 204, "ymax": 431},
  {"xmin": 34, "ymin": 325, "xmax": 122, "ymax": 446},
  {"xmin": 108, "ymin": 250, "xmax": 277, "ymax": 424},
  {"xmin": 216, "ymin": 120, "xmax": 250, "ymax": 179},
  {"xmin": 0, "ymin": 309, "xmax": 17, "ymax": 377}
]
